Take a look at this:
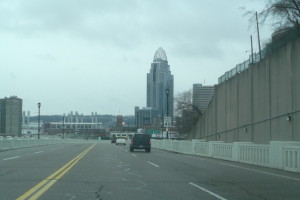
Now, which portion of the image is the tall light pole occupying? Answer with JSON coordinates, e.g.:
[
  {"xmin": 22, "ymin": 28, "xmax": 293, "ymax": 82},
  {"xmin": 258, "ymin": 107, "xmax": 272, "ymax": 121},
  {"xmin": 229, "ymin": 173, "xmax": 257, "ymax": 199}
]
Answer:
[
  {"xmin": 161, "ymin": 108, "xmax": 164, "ymax": 139},
  {"xmin": 165, "ymin": 88, "xmax": 169, "ymax": 139},
  {"xmin": 62, "ymin": 116, "xmax": 65, "ymax": 139},
  {"xmin": 251, "ymin": 35, "xmax": 254, "ymax": 63},
  {"xmin": 256, "ymin": 11, "xmax": 262, "ymax": 60},
  {"xmin": 37, "ymin": 102, "xmax": 41, "ymax": 139},
  {"xmin": 136, "ymin": 111, "xmax": 139, "ymax": 131}
]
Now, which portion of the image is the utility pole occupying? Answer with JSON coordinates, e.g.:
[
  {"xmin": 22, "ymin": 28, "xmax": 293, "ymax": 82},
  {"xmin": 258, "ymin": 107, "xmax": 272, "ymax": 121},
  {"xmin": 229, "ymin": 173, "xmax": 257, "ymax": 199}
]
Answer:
[
  {"xmin": 166, "ymin": 88, "xmax": 169, "ymax": 139},
  {"xmin": 37, "ymin": 103, "xmax": 41, "ymax": 139},
  {"xmin": 256, "ymin": 11, "xmax": 262, "ymax": 60},
  {"xmin": 161, "ymin": 109, "xmax": 164, "ymax": 139},
  {"xmin": 251, "ymin": 35, "xmax": 254, "ymax": 63},
  {"xmin": 136, "ymin": 111, "xmax": 139, "ymax": 131},
  {"xmin": 62, "ymin": 116, "xmax": 65, "ymax": 139}
]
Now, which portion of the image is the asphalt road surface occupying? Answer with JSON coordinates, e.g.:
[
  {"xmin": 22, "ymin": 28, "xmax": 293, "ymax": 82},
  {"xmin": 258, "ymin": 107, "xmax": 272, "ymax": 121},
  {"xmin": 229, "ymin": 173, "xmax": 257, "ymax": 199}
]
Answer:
[{"xmin": 1, "ymin": 142, "xmax": 300, "ymax": 200}]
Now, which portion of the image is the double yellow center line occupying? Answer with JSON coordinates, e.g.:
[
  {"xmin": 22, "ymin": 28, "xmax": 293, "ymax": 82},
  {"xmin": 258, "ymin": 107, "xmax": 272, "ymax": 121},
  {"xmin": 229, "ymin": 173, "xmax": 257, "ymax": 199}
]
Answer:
[{"xmin": 17, "ymin": 143, "xmax": 96, "ymax": 200}]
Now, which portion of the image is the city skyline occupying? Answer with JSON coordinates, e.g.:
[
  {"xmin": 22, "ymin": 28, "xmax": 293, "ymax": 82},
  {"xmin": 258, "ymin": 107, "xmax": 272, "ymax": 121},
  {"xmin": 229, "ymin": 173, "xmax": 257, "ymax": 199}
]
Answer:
[{"xmin": 0, "ymin": 0, "xmax": 273, "ymax": 115}]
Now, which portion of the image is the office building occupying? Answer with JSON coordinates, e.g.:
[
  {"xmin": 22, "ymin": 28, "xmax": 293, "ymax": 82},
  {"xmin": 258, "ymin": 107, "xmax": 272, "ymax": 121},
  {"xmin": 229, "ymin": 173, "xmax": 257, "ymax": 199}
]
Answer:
[
  {"xmin": 147, "ymin": 47, "xmax": 174, "ymax": 119},
  {"xmin": 135, "ymin": 106, "xmax": 160, "ymax": 127},
  {"xmin": 192, "ymin": 84, "xmax": 214, "ymax": 114},
  {"xmin": 0, "ymin": 96, "xmax": 23, "ymax": 136}
]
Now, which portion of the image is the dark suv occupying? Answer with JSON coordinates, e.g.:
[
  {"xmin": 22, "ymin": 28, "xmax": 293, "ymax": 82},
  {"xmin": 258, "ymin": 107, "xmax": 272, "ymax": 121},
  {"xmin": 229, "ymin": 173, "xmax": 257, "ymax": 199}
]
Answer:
[{"xmin": 130, "ymin": 134, "xmax": 151, "ymax": 152}]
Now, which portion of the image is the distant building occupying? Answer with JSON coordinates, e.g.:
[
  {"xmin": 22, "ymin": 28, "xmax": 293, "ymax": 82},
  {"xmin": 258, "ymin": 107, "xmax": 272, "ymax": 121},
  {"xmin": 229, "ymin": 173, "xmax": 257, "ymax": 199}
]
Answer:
[
  {"xmin": 22, "ymin": 121, "xmax": 41, "ymax": 135},
  {"xmin": 147, "ymin": 47, "xmax": 174, "ymax": 119},
  {"xmin": 22, "ymin": 111, "xmax": 31, "ymax": 125},
  {"xmin": 44, "ymin": 121, "xmax": 105, "ymax": 139},
  {"xmin": 116, "ymin": 115, "xmax": 124, "ymax": 127},
  {"xmin": 22, "ymin": 111, "xmax": 38, "ymax": 135},
  {"xmin": 192, "ymin": 84, "xmax": 214, "ymax": 114},
  {"xmin": 135, "ymin": 106, "xmax": 160, "ymax": 127},
  {"xmin": 0, "ymin": 96, "xmax": 23, "ymax": 136}
]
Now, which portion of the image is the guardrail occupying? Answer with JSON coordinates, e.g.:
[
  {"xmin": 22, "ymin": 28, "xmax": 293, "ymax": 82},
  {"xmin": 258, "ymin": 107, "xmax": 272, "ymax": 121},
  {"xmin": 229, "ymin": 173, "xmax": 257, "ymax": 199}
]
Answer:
[
  {"xmin": 0, "ymin": 137, "xmax": 107, "ymax": 151},
  {"xmin": 283, "ymin": 146, "xmax": 300, "ymax": 173},
  {"xmin": 151, "ymin": 139, "xmax": 300, "ymax": 173}
]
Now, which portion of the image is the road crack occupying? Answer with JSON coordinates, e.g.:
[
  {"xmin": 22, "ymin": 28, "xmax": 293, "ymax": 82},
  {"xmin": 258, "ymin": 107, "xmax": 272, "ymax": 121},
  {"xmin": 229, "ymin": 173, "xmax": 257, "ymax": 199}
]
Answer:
[{"xmin": 95, "ymin": 185, "xmax": 104, "ymax": 200}]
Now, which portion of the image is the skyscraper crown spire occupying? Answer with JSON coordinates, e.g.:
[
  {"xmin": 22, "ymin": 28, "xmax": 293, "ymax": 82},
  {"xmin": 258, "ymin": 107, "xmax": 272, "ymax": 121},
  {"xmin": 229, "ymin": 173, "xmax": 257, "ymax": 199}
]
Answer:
[
  {"xmin": 147, "ymin": 48, "xmax": 173, "ymax": 120},
  {"xmin": 153, "ymin": 47, "xmax": 168, "ymax": 63}
]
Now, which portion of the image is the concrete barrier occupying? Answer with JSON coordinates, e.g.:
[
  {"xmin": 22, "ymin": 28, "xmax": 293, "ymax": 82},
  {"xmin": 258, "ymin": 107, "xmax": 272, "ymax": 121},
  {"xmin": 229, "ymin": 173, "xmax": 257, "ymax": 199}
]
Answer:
[
  {"xmin": 151, "ymin": 139, "xmax": 300, "ymax": 173},
  {"xmin": 283, "ymin": 146, "xmax": 300, "ymax": 172},
  {"xmin": 172, "ymin": 140, "xmax": 181, "ymax": 152},
  {"xmin": 194, "ymin": 141, "xmax": 209, "ymax": 156},
  {"xmin": 0, "ymin": 137, "xmax": 107, "ymax": 151},
  {"xmin": 212, "ymin": 143, "xmax": 233, "ymax": 161},
  {"xmin": 238, "ymin": 143, "xmax": 270, "ymax": 167},
  {"xmin": 181, "ymin": 141, "xmax": 193, "ymax": 154}
]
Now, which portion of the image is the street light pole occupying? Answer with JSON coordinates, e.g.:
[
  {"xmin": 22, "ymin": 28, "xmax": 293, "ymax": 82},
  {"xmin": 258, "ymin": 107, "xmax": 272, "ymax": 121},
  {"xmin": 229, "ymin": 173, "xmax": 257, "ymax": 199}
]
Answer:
[
  {"xmin": 166, "ymin": 88, "xmax": 169, "ymax": 139},
  {"xmin": 37, "ymin": 102, "xmax": 41, "ymax": 139},
  {"xmin": 62, "ymin": 116, "xmax": 65, "ymax": 139},
  {"xmin": 136, "ymin": 111, "xmax": 139, "ymax": 131}
]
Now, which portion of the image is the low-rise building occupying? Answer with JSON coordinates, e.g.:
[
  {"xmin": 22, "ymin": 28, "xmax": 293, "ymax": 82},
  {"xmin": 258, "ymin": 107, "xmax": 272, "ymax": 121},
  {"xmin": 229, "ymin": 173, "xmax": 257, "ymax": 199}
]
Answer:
[{"xmin": 192, "ymin": 84, "xmax": 214, "ymax": 114}]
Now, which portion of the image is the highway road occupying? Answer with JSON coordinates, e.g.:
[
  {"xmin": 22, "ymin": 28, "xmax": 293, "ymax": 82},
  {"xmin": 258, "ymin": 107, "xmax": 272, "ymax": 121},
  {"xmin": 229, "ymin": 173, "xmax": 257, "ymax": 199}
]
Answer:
[{"xmin": 1, "ymin": 142, "xmax": 300, "ymax": 200}]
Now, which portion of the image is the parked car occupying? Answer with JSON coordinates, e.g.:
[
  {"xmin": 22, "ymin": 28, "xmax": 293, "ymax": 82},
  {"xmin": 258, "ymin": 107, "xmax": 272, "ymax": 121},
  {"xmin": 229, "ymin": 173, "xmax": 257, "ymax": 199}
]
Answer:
[
  {"xmin": 130, "ymin": 134, "xmax": 151, "ymax": 152},
  {"xmin": 116, "ymin": 138, "xmax": 126, "ymax": 145}
]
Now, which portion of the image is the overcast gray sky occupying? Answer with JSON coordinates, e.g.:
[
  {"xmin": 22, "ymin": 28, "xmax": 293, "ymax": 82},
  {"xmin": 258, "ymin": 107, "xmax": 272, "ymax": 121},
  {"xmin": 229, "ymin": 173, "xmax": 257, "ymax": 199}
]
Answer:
[{"xmin": 0, "ymin": 0, "xmax": 273, "ymax": 116}]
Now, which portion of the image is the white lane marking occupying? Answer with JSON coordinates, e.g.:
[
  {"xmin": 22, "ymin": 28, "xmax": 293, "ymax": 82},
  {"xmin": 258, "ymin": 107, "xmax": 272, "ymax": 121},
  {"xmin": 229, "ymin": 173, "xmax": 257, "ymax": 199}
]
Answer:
[
  {"xmin": 147, "ymin": 161, "xmax": 159, "ymax": 168},
  {"xmin": 218, "ymin": 162, "xmax": 300, "ymax": 182},
  {"xmin": 131, "ymin": 154, "xmax": 137, "ymax": 157},
  {"xmin": 3, "ymin": 156, "xmax": 20, "ymax": 161},
  {"xmin": 189, "ymin": 182, "xmax": 228, "ymax": 200},
  {"xmin": 35, "ymin": 151, "xmax": 44, "ymax": 154}
]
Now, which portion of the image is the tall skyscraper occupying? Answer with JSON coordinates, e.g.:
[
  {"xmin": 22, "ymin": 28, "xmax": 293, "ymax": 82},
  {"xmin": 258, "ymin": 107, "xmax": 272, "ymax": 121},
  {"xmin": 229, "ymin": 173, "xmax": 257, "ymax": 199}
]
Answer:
[
  {"xmin": 147, "ymin": 47, "xmax": 174, "ymax": 119},
  {"xmin": 192, "ymin": 84, "xmax": 214, "ymax": 114},
  {"xmin": 0, "ymin": 96, "xmax": 23, "ymax": 136}
]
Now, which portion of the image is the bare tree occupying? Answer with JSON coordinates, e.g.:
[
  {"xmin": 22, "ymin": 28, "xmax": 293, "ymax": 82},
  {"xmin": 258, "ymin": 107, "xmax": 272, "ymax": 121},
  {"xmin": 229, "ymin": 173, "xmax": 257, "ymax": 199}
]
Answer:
[
  {"xmin": 245, "ymin": 0, "xmax": 300, "ymax": 30},
  {"xmin": 175, "ymin": 90, "xmax": 201, "ymax": 135}
]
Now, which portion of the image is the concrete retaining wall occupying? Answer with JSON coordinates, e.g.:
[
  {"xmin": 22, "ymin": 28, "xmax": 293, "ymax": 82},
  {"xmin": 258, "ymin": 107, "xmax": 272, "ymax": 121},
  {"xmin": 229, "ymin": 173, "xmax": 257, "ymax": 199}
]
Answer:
[{"xmin": 190, "ymin": 30, "xmax": 300, "ymax": 143}]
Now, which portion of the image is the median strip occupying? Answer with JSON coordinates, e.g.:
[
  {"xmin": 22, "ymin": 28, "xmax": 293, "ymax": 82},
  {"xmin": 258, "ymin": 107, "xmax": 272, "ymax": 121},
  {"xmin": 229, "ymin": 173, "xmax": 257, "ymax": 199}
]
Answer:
[{"xmin": 17, "ymin": 144, "xmax": 96, "ymax": 200}]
